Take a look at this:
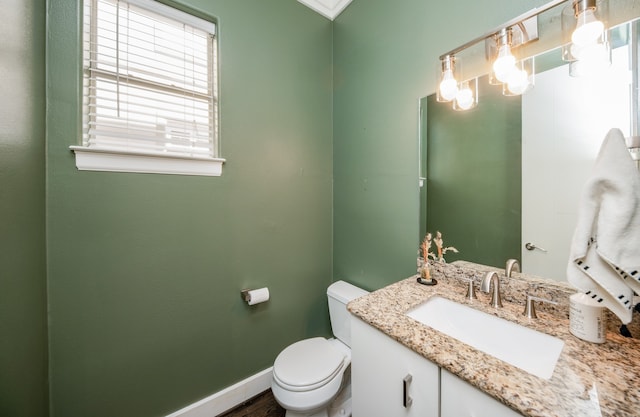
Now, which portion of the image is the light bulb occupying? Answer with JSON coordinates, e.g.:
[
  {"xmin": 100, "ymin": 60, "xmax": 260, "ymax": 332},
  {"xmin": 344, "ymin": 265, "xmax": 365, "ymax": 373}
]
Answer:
[
  {"xmin": 493, "ymin": 44, "xmax": 517, "ymax": 83},
  {"xmin": 455, "ymin": 84, "xmax": 474, "ymax": 110},
  {"xmin": 506, "ymin": 69, "xmax": 529, "ymax": 95},
  {"xmin": 439, "ymin": 69, "xmax": 458, "ymax": 101},
  {"xmin": 572, "ymin": 9, "xmax": 604, "ymax": 47}
]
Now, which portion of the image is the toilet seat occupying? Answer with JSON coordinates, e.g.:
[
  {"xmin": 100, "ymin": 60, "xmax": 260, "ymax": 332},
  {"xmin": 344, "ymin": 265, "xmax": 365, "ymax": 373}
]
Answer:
[{"xmin": 273, "ymin": 337, "xmax": 345, "ymax": 392}]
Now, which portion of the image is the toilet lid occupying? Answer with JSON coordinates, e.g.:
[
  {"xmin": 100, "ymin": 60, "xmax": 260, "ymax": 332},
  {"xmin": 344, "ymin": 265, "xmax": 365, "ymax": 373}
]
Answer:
[{"xmin": 273, "ymin": 337, "xmax": 345, "ymax": 391}]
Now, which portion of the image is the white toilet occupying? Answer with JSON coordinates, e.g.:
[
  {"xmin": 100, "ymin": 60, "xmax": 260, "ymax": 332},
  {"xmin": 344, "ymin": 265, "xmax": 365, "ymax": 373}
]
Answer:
[{"xmin": 271, "ymin": 280, "xmax": 368, "ymax": 417}]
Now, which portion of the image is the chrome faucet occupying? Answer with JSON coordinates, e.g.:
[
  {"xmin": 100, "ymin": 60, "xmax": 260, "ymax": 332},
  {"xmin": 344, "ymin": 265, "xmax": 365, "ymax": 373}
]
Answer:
[
  {"xmin": 505, "ymin": 258, "xmax": 520, "ymax": 278},
  {"xmin": 480, "ymin": 271, "xmax": 503, "ymax": 308}
]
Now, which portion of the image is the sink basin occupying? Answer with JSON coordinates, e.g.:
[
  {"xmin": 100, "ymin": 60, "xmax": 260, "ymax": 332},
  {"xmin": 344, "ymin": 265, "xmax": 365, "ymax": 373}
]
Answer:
[{"xmin": 406, "ymin": 296, "xmax": 564, "ymax": 380}]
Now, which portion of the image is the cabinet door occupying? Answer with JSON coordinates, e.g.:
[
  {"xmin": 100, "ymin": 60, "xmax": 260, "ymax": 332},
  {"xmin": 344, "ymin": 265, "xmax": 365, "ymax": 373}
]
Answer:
[
  {"xmin": 351, "ymin": 316, "xmax": 439, "ymax": 417},
  {"xmin": 441, "ymin": 369, "xmax": 523, "ymax": 417}
]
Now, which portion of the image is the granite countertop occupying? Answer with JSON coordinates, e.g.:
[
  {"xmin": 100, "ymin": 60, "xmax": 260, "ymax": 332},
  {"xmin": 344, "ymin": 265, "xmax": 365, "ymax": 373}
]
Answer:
[{"xmin": 347, "ymin": 261, "xmax": 640, "ymax": 417}]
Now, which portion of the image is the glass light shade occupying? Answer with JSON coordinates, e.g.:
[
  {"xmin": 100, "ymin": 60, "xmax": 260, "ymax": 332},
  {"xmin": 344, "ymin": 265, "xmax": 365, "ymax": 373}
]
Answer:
[
  {"xmin": 570, "ymin": 40, "xmax": 609, "ymax": 61},
  {"xmin": 453, "ymin": 79, "xmax": 478, "ymax": 111},
  {"xmin": 572, "ymin": 9, "xmax": 604, "ymax": 46},
  {"xmin": 627, "ymin": 136, "xmax": 640, "ymax": 161},
  {"xmin": 456, "ymin": 88, "xmax": 474, "ymax": 110},
  {"xmin": 569, "ymin": 41, "xmax": 611, "ymax": 77},
  {"xmin": 569, "ymin": 23, "xmax": 611, "ymax": 78},
  {"xmin": 439, "ymin": 69, "xmax": 459, "ymax": 101},
  {"xmin": 493, "ymin": 44, "xmax": 517, "ymax": 83},
  {"xmin": 503, "ymin": 57, "xmax": 535, "ymax": 96},
  {"xmin": 437, "ymin": 56, "xmax": 459, "ymax": 103},
  {"xmin": 506, "ymin": 69, "xmax": 529, "ymax": 95}
]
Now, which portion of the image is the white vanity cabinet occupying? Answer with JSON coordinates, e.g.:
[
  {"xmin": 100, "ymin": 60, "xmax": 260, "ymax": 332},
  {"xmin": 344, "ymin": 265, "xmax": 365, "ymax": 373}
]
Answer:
[
  {"xmin": 440, "ymin": 368, "xmax": 523, "ymax": 417},
  {"xmin": 351, "ymin": 316, "xmax": 439, "ymax": 417},
  {"xmin": 351, "ymin": 316, "xmax": 524, "ymax": 417}
]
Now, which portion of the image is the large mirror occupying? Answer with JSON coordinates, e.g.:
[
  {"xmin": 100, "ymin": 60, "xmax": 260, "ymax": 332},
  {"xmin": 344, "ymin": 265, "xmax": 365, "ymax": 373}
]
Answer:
[{"xmin": 419, "ymin": 14, "xmax": 639, "ymax": 281}]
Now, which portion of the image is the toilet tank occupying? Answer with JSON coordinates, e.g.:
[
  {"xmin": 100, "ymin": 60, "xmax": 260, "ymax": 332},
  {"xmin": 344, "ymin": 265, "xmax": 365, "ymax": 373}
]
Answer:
[{"xmin": 327, "ymin": 281, "xmax": 369, "ymax": 347}]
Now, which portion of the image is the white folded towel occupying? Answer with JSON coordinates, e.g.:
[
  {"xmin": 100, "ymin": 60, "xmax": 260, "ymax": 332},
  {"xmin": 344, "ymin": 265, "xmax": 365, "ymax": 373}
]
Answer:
[{"xmin": 567, "ymin": 128, "xmax": 640, "ymax": 324}]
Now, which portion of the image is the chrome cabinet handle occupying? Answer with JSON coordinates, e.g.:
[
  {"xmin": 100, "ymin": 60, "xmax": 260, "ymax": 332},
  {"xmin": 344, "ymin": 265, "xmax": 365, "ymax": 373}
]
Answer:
[
  {"xmin": 403, "ymin": 374, "xmax": 413, "ymax": 408},
  {"xmin": 525, "ymin": 242, "xmax": 547, "ymax": 252}
]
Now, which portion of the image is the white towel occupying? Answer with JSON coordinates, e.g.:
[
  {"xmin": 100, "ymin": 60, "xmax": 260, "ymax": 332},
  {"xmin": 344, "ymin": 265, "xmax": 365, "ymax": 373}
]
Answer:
[{"xmin": 567, "ymin": 128, "xmax": 640, "ymax": 324}]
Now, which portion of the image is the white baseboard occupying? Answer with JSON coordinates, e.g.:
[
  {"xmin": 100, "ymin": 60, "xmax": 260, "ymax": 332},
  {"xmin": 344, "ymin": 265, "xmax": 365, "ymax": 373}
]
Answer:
[{"xmin": 165, "ymin": 367, "xmax": 274, "ymax": 417}]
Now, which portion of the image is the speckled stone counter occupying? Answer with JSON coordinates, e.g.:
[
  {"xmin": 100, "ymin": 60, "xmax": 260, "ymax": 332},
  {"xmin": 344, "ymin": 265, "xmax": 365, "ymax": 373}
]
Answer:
[{"xmin": 347, "ymin": 261, "xmax": 640, "ymax": 417}]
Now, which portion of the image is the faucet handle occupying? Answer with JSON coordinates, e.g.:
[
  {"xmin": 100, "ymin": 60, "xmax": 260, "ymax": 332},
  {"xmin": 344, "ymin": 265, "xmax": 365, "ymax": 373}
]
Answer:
[
  {"xmin": 523, "ymin": 294, "xmax": 558, "ymax": 319},
  {"xmin": 462, "ymin": 278, "xmax": 477, "ymax": 300}
]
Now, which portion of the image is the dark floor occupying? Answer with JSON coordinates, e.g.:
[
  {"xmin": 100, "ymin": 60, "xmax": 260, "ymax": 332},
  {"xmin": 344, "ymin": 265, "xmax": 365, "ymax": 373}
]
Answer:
[{"xmin": 218, "ymin": 389, "xmax": 285, "ymax": 417}]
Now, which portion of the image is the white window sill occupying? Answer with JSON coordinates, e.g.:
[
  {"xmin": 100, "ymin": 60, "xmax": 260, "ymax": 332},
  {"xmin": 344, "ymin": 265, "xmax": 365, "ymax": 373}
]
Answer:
[{"xmin": 70, "ymin": 146, "xmax": 225, "ymax": 176}]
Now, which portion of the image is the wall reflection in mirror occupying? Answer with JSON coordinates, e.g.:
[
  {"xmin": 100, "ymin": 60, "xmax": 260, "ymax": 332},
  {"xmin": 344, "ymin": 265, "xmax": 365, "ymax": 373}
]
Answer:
[{"xmin": 419, "ymin": 17, "xmax": 639, "ymax": 282}]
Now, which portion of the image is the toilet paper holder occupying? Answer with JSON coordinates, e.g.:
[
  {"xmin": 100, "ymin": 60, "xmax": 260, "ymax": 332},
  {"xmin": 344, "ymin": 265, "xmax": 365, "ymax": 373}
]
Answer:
[{"xmin": 240, "ymin": 287, "xmax": 270, "ymax": 305}]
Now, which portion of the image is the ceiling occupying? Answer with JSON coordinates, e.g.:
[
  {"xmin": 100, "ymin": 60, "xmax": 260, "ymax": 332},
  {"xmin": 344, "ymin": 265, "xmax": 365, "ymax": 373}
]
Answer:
[{"xmin": 297, "ymin": 0, "xmax": 353, "ymax": 20}]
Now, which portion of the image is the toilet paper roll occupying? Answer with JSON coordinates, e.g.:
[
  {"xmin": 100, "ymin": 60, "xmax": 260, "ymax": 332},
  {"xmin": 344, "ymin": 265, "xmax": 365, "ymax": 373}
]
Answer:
[{"xmin": 246, "ymin": 288, "xmax": 270, "ymax": 305}]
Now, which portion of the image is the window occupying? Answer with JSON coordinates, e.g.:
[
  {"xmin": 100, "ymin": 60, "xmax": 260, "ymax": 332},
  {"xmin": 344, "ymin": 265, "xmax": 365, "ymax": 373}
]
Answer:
[{"xmin": 71, "ymin": 0, "xmax": 224, "ymax": 176}]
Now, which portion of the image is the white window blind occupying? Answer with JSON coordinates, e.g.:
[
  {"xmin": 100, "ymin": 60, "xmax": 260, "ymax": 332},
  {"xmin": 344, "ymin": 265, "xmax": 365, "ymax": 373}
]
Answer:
[{"xmin": 74, "ymin": 0, "xmax": 223, "ymax": 175}]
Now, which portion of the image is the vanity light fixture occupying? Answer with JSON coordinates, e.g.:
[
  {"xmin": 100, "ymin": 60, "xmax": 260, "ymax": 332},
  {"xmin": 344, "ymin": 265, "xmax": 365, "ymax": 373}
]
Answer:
[
  {"xmin": 436, "ymin": 7, "xmax": 543, "ymax": 111},
  {"xmin": 436, "ymin": 24, "xmax": 534, "ymax": 112},
  {"xmin": 434, "ymin": 0, "xmax": 617, "ymax": 113}
]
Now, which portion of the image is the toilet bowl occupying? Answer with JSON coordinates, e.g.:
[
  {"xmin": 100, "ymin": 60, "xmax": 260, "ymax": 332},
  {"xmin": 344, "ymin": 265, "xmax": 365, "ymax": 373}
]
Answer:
[{"xmin": 271, "ymin": 281, "xmax": 368, "ymax": 417}]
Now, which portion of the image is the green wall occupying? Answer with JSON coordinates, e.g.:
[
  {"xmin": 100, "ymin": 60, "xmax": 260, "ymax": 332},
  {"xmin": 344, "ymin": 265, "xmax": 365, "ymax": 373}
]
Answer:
[
  {"xmin": 333, "ymin": 0, "xmax": 548, "ymax": 290},
  {"xmin": 2, "ymin": 1, "xmax": 558, "ymax": 416},
  {"xmin": 0, "ymin": 0, "xmax": 48, "ymax": 416},
  {"xmin": 46, "ymin": 1, "xmax": 332, "ymax": 416}
]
